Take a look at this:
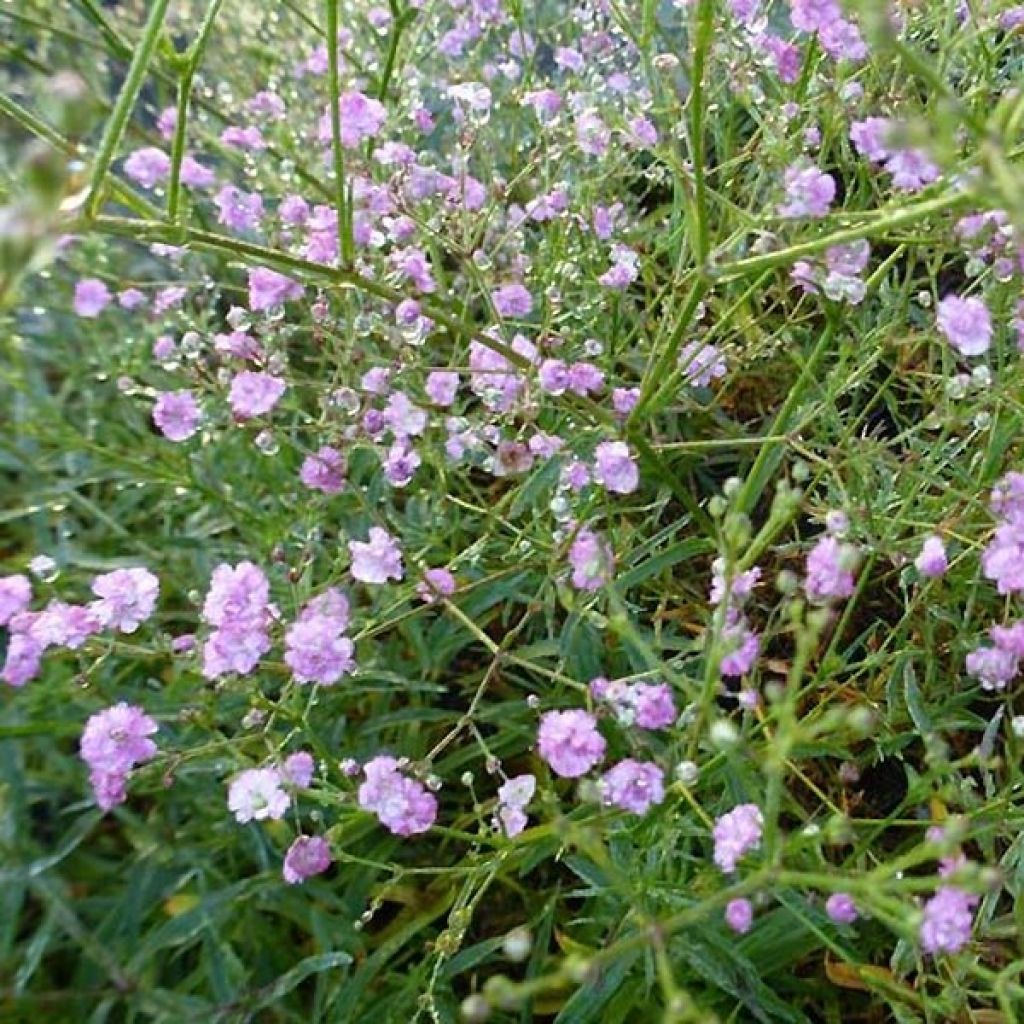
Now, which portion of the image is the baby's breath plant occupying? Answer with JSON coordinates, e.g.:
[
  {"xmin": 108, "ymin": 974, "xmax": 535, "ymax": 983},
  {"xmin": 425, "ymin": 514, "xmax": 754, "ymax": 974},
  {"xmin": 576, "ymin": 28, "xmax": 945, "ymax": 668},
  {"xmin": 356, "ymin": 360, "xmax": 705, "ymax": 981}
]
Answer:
[{"xmin": 4, "ymin": 1, "xmax": 1024, "ymax": 1021}]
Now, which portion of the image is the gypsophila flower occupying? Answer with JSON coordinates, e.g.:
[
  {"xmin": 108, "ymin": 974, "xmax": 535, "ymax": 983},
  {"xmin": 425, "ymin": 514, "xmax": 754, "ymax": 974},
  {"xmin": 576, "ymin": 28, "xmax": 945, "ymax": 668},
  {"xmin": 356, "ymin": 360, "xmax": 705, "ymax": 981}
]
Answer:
[
  {"xmin": 229, "ymin": 371, "xmax": 286, "ymax": 418},
  {"xmin": 725, "ymin": 898, "xmax": 754, "ymax": 934},
  {"xmin": 417, "ymin": 568, "xmax": 456, "ymax": 604},
  {"xmin": 593, "ymin": 441, "xmax": 639, "ymax": 495},
  {"xmin": 492, "ymin": 283, "xmax": 533, "ymax": 318},
  {"xmin": 495, "ymin": 774, "xmax": 536, "ymax": 837},
  {"xmin": 537, "ymin": 709, "xmax": 606, "ymax": 778},
  {"xmin": 825, "ymin": 893, "xmax": 859, "ymax": 924},
  {"xmin": 300, "ymin": 446, "xmax": 346, "ymax": 494},
  {"xmin": 936, "ymin": 295, "xmax": 993, "ymax": 357},
  {"xmin": 778, "ymin": 164, "xmax": 835, "ymax": 219},
  {"xmin": 73, "ymin": 278, "xmax": 112, "ymax": 317},
  {"xmin": 920, "ymin": 887, "xmax": 978, "ymax": 955},
  {"xmin": 80, "ymin": 703, "xmax": 158, "ymax": 812},
  {"xmin": 284, "ymin": 592, "xmax": 355, "ymax": 685},
  {"xmin": 599, "ymin": 759, "xmax": 665, "ymax": 815},
  {"xmin": 357, "ymin": 756, "xmax": 438, "ymax": 836},
  {"xmin": 0, "ymin": 575, "xmax": 31, "ymax": 626},
  {"xmin": 123, "ymin": 147, "xmax": 170, "ymax": 188},
  {"xmin": 349, "ymin": 527, "xmax": 403, "ymax": 584},
  {"xmin": 283, "ymin": 836, "xmax": 332, "ymax": 884},
  {"xmin": 568, "ymin": 528, "xmax": 614, "ymax": 591},
  {"xmin": 713, "ymin": 803, "xmax": 763, "ymax": 873},
  {"xmin": 282, "ymin": 751, "xmax": 316, "ymax": 789},
  {"xmin": 90, "ymin": 568, "xmax": 159, "ymax": 633},
  {"xmin": 152, "ymin": 391, "xmax": 201, "ymax": 442},
  {"xmin": 804, "ymin": 535, "xmax": 858, "ymax": 602},
  {"xmin": 915, "ymin": 536, "xmax": 948, "ymax": 578},
  {"xmin": 248, "ymin": 267, "xmax": 303, "ymax": 311},
  {"xmin": 228, "ymin": 767, "xmax": 290, "ymax": 824}
]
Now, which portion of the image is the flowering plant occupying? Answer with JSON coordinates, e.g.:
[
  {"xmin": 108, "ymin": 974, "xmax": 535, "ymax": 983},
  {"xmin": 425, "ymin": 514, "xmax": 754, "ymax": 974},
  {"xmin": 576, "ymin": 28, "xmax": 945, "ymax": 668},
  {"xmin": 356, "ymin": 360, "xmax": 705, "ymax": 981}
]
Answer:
[{"xmin": 4, "ymin": 0, "xmax": 1024, "ymax": 1019}]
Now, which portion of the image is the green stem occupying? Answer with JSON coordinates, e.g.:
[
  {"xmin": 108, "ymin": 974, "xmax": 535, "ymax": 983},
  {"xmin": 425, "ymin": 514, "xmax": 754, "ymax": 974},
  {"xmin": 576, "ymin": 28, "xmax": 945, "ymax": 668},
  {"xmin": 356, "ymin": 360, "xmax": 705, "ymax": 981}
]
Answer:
[
  {"xmin": 72, "ymin": 0, "xmax": 131, "ymax": 57},
  {"xmin": 325, "ymin": 0, "xmax": 353, "ymax": 265},
  {"xmin": 688, "ymin": 0, "xmax": 714, "ymax": 268},
  {"xmin": 714, "ymin": 190, "xmax": 970, "ymax": 283},
  {"xmin": 85, "ymin": 0, "xmax": 171, "ymax": 218},
  {"xmin": 167, "ymin": 0, "xmax": 225, "ymax": 223}
]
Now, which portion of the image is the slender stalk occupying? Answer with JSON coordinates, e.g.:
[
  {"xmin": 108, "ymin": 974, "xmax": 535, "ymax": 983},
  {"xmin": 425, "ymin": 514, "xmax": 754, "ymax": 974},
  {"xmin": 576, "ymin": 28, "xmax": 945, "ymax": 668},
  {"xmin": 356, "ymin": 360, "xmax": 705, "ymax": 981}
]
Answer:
[
  {"xmin": 84, "ymin": 0, "xmax": 171, "ymax": 218},
  {"xmin": 167, "ymin": 0, "xmax": 225, "ymax": 223},
  {"xmin": 714, "ymin": 190, "xmax": 970, "ymax": 283},
  {"xmin": 688, "ymin": 0, "xmax": 714, "ymax": 268},
  {"xmin": 325, "ymin": 0, "xmax": 353, "ymax": 265}
]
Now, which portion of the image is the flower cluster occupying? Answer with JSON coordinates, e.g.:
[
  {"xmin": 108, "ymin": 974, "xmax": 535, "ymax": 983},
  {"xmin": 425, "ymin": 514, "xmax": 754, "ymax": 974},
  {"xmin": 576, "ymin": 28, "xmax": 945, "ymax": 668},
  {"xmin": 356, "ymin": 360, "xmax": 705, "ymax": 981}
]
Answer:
[
  {"xmin": 80, "ymin": 703, "xmax": 159, "ymax": 812},
  {"xmin": 201, "ymin": 562, "xmax": 273, "ymax": 679},
  {"xmin": 357, "ymin": 756, "xmax": 438, "ymax": 836}
]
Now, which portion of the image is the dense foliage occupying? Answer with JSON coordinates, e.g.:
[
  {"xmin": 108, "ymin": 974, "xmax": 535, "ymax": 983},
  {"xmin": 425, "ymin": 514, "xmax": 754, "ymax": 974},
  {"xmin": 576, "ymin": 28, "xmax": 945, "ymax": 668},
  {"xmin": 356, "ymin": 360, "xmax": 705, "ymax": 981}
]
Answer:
[{"xmin": 4, "ymin": 0, "xmax": 1024, "ymax": 1020}]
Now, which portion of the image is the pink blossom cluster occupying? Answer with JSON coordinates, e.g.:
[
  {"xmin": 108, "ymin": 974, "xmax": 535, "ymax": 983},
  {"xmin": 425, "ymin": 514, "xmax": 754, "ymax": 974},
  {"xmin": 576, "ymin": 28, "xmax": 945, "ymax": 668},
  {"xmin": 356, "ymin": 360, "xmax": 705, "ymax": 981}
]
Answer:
[
  {"xmin": 2, "ymin": 569, "xmax": 158, "ymax": 688},
  {"xmin": 80, "ymin": 703, "xmax": 159, "ymax": 812},
  {"xmin": 712, "ymin": 803, "xmax": 763, "ymax": 873},
  {"xmin": 284, "ymin": 588, "xmax": 355, "ymax": 685},
  {"xmin": 589, "ymin": 677, "xmax": 677, "ymax": 729},
  {"xmin": 357, "ymin": 756, "xmax": 438, "ymax": 836},
  {"xmin": 200, "ymin": 562, "xmax": 273, "ymax": 679},
  {"xmin": 494, "ymin": 774, "xmax": 536, "ymax": 838}
]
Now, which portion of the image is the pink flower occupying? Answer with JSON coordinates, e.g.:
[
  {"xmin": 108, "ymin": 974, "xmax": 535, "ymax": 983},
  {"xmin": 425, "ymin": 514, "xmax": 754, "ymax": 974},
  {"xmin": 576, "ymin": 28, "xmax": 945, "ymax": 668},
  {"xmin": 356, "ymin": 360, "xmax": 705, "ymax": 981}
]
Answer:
[
  {"xmin": 537, "ymin": 710, "xmax": 606, "ymax": 778},
  {"xmin": 576, "ymin": 110, "xmax": 610, "ymax": 157},
  {"xmin": 227, "ymin": 767, "xmax": 289, "ymax": 823},
  {"xmin": 915, "ymin": 535, "xmax": 948, "ymax": 578},
  {"xmin": 153, "ymin": 391, "xmax": 201, "ymax": 442},
  {"xmin": 90, "ymin": 568, "xmax": 159, "ymax": 633},
  {"xmin": 417, "ymin": 568, "xmax": 456, "ymax": 604},
  {"xmin": 123, "ymin": 147, "xmax": 170, "ymax": 188},
  {"xmin": 214, "ymin": 186, "xmax": 263, "ymax": 232},
  {"xmin": 712, "ymin": 803, "xmax": 763, "ymax": 873},
  {"xmin": 719, "ymin": 619, "xmax": 760, "ymax": 677},
  {"xmin": 73, "ymin": 278, "xmax": 112, "ymax": 317},
  {"xmin": 679, "ymin": 342, "xmax": 727, "ymax": 387},
  {"xmin": 2, "ymin": 632, "xmax": 42, "ymax": 687},
  {"xmin": 936, "ymin": 295, "xmax": 992, "ymax": 357},
  {"xmin": 180, "ymin": 155, "xmax": 215, "ymax": 188},
  {"xmin": 593, "ymin": 441, "xmax": 639, "ymax": 495},
  {"xmin": 282, "ymin": 751, "xmax": 316, "ymax": 789},
  {"xmin": 599, "ymin": 759, "xmax": 665, "ymax": 814},
  {"xmin": 80, "ymin": 703, "xmax": 158, "ymax": 811},
  {"xmin": 495, "ymin": 774, "xmax": 536, "ymax": 838},
  {"xmin": 357, "ymin": 756, "xmax": 438, "ymax": 836},
  {"xmin": 425, "ymin": 370, "xmax": 459, "ymax": 406},
  {"xmin": 568, "ymin": 529, "xmax": 614, "ymax": 591},
  {"xmin": 318, "ymin": 91, "xmax": 387, "ymax": 147},
  {"xmin": 789, "ymin": 0, "xmax": 841, "ymax": 33},
  {"xmin": 804, "ymin": 535, "xmax": 857, "ymax": 602},
  {"xmin": 283, "ymin": 836, "xmax": 332, "ymax": 884},
  {"xmin": 349, "ymin": 527, "xmax": 403, "ymax": 584},
  {"xmin": 248, "ymin": 267, "xmax": 303, "ymax": 311},
  {"xmin": 825, "ymin": 893, "xmax": 858, "ymax": 924},
  {"xmin": 284, "ymin": 594, "xmax": 355, "ymax": 685},
  {"xmin": 0, "ymin": 575, "xmax": 32, "ymax": 627},
  {"xmin": 779, "ymin": 164, "xmax": 835, "ymax": 219},
  {"xmin": 725, "ymin": 898, "xmax": 754, "ymax": 934},
  {"xmin": 229, "ymin": 371, "xmax": 286, "ymax": 418},
  {"xmin": 982, "ymin": 519, "xmax": 1024, "ymax": 593},
  {"xmin": 202, "ymin": 562, "xmax": 269, "ymax": 627},
  {"xmin": 920, "ymin": 886, "xmax": 978, "ymax": 955},
  {"xmin": 492, "ymin": 283, "xmax": 533, "ymax": 318},
  {"xmin": 300, "ymin": 446, "xmax": 346, "ymax": 494}
]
